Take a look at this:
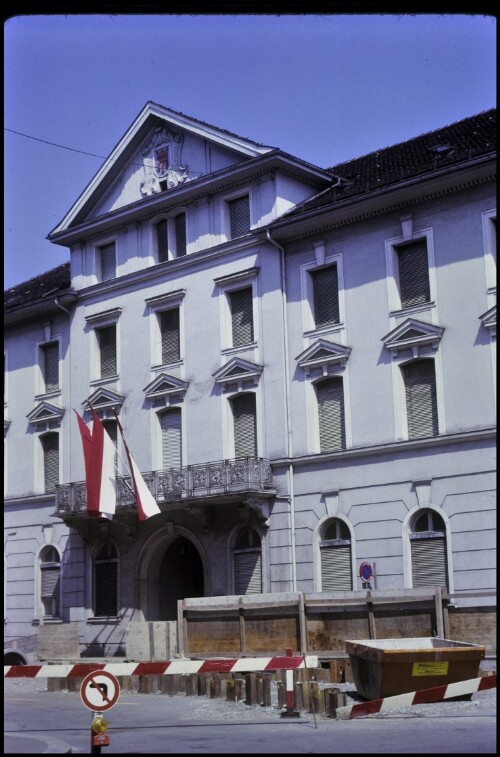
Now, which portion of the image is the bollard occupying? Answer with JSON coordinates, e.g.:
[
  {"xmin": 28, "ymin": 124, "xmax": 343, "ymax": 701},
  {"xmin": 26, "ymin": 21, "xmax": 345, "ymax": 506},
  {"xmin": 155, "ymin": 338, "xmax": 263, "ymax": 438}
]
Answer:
[
  {"xmin": 326, "ymin": 688, "xmax": 347, "ymax": 718},
  {"xmin": 245, "ymin": 673, "xmax": 258, "ymax": 706},
  {"xmin": 234, "ymin": 678, "xmax": 244, "ymax": 701},
  {"xmin": 226, "ymin": 678, "xmax": 236, "ymax": 702},
  {"xmin": 262, "ymin": 673, "xmax": 272, "ymax": 707}
]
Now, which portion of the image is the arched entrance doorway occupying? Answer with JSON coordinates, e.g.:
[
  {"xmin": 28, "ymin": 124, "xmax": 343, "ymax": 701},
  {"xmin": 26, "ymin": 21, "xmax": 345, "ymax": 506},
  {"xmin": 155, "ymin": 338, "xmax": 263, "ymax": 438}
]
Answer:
[{"xmin": 158, "ymin": 536, "xmax": 204, "ymax": 620}]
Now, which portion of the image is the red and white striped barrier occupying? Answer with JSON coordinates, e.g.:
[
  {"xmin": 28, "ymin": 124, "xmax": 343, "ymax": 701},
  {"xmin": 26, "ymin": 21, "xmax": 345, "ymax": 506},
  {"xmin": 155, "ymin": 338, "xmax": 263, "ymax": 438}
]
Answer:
[
  {"xmin": 335, "ymin": 673, "xmax": 496, "ymax": 720},
  {"xmin": 4, "ymin": 654, "xmax": 318, "ymax": 679}
]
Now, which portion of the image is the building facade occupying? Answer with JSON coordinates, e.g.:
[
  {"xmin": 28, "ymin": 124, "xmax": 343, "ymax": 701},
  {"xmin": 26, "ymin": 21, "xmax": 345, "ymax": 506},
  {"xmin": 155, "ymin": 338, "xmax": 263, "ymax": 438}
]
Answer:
[{"xmin": 4, "ymin": 104, "xmax": 496, "ymax": 662}]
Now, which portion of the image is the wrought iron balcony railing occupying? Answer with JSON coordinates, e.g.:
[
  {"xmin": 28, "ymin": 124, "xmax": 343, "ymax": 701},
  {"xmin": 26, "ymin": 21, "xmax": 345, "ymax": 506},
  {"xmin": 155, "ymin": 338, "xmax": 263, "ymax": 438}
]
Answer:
[{"xmin": 55, "ymin": 457, "xmax": 274, "ymax": 518}]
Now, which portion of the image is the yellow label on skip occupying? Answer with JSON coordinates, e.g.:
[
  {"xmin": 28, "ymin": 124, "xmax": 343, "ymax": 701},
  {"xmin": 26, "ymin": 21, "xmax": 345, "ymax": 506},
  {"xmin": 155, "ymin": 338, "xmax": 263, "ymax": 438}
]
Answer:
[{"xmin": 412, "ymin": 662, "xmax": 449, "ymax": 676}]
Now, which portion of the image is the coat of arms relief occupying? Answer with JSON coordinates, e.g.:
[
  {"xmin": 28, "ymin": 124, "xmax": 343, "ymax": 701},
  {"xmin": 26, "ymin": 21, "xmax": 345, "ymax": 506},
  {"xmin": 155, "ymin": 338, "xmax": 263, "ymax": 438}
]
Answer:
[{"xmin": 140, "ymin": 125, "xmax": 190, "ymax": 196}]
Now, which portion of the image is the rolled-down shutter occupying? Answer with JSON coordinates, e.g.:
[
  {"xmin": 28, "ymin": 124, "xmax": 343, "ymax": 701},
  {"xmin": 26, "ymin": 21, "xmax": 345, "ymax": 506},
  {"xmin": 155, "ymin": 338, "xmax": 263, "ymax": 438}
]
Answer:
[
  {"xmin": 160, "ymin": 308, "xmax": 180, "ymax": 364},
  {"xmin": 411, "ymin": 536, "xmax": 448, "ymax": 590},
  {"xmin": 234, "ymin": 551, "xmax": 262, "ymax": 595},
  {"xmin": 311, "ymin": 265, "xmax": 339, "ymax": 327},
  {"xmin": 157, "ymin": 219, "xmax": 169, "ymax": 263},
  {"xmin": 42, "ymin": 433, "xmax": 59, "ymax": 493},
  {"xmin": 229, "ymin": 196, "xmax": 250, "ymax": 238},
  {"xmin": 232, "ymin": 394, "xmax": 257, "ymax": 458},
  {"xmin": 43, "ymin": 343, "xmax": 59, "ymax": 392},
  {"xmin": 404, "ymin": 359, "xmax": 438, "ymax": 439},
  {"xmin": 41, "ymin": 566, "xmax": 60, "ymax": 597},
  {"xmin": 397, "ymin": 241, "xmax": 430, "ymax": 307},
  {"xmin": 100, "ymin": 243, "xmax": 116, "ymax": 281},
  {"xmin": 230, "ymin": 287, "xmax": 254, "ymax": 346},
  {"xmin": 317, "ymin": 378, "xmax": 345, "ymax": 451},
  {"xmin": 320, "ymin": 544, "xmax": 353, "ymax": 590},
  {"xmin": 98, "ymin": 326, "xmax": 117, "ymax": 378},
  {"xmin": 174, "ymin": 213, "xmax": 187, "ymax": 257},
  {"xmin": 161, "ymin": 409, "xmax": 182, "ymax": 469}
]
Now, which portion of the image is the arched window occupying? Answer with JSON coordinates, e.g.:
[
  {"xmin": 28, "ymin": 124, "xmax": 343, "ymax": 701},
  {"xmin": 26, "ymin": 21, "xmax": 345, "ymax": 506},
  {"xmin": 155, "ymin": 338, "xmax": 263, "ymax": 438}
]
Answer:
[
  {"xmin": 233, "ymin": 528, "xmax": 262, "ymax": 595},
  {"xmin": 317, "ymin": 378, "xmax": 346, "ymax": 452},
  {"xmin": 320, "ymin": 519, "xmax": 353, "ymax": 590},
  {"xmin": 41, "ymin": 432, "xmax": 59, "ymax": 493},
  {"xmin": 39, "ymin": 546, "xmax": 61, "ymax": 617},
  {"xmin": 94, "ymin": 542, "xmax": 118, "ymax": 617},
  {"xmin": 403, "ymin": 359, "xmax": 438, "ymax": 439},
  {"xmin": 410, "ymin": 509, "xmax": 449, "ymax": 590},
  {"xmin": 230, "ymin": 394, "xmax": 257, "ymax": 458}
]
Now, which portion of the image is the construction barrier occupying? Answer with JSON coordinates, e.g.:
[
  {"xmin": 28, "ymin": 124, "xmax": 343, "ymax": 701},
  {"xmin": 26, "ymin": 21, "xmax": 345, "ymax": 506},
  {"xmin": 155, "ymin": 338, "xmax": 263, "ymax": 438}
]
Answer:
[{"xmin": 335, "ymin": 673, "xmax": 497, "ymax": 720}]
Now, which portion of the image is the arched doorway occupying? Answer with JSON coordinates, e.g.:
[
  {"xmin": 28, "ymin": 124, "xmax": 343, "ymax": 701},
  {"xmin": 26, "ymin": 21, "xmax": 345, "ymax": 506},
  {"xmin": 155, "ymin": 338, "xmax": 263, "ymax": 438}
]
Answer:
[{"xmin": 158, "ymin": 536, "xmax": 204, "ymax": 620}]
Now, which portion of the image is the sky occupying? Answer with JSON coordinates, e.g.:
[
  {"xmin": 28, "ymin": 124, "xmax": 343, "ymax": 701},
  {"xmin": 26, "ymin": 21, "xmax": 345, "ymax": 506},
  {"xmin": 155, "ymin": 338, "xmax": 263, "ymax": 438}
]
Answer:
[{"xmin": 4, "ymin": 13, "xmax": 497, "ymax": 290}]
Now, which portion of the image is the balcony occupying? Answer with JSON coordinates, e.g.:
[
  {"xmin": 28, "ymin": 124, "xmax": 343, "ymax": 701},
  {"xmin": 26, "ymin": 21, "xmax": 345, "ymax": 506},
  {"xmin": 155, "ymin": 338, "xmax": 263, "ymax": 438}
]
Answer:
[{"xmin": 54, "ymin": 457, "xmax": 275, "ymax": 520}]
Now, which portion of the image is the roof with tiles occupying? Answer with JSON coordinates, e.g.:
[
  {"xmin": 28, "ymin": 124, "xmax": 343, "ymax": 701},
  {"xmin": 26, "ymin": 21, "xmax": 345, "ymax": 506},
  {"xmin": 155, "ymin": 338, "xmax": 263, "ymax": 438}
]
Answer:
[
  {"xmin": 281, "ymin": 108, "xmax": 496, "ymax": 219},
  {"xmin": 4, "ymin": 262, "xmax": 71, "ymax": 314}
]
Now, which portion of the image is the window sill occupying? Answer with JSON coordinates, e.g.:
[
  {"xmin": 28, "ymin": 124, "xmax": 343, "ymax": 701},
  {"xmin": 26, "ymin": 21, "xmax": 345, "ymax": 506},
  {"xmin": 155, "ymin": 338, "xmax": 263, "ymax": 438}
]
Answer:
[{"xmin": 87, "ymin": 616, "xmax": 122, "ymax": 625}]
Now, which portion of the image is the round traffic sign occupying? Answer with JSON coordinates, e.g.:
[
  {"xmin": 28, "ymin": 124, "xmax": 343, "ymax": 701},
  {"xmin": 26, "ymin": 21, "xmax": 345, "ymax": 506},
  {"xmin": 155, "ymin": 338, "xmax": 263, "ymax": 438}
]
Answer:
[
  {"xmin": 80, "ymin": 671, "xmax": 120, "ymax": 712},
  {"xmin": 359, "ymin": 561, "xmax": 374, "ymax": 582}
]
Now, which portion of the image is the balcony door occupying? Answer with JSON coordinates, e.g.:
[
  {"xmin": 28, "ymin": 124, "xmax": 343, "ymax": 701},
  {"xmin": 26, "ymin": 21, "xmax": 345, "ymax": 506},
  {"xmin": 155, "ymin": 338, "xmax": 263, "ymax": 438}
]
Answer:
[{"xmin": 158, "ymin": 536, "xmax": 204, "ymax": 620}]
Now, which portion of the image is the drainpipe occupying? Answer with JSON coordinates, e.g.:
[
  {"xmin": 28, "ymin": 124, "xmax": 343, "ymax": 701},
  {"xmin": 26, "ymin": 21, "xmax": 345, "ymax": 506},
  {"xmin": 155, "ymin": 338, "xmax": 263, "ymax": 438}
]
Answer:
[{"xmin": 266, "ymin": 229, "xmax": 297, "ymax": 592}]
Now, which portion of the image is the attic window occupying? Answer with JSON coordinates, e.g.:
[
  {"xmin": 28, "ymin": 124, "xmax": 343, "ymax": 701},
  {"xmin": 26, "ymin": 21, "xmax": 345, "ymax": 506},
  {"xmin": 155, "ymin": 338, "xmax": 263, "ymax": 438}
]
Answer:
[{"xmin": 428, "ymin": 144, "xmax": 455, "ymax": 156}]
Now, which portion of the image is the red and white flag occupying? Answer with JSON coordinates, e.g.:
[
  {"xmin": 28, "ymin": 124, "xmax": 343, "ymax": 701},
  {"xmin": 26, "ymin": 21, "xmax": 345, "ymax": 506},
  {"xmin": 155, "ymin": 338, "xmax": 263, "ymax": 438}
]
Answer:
[
  {"xmin": 74, "ymin": 408, "xmax": 116, "ymax": 520},
  {"xmin": 114, "ymin": 410, "xmax": 161, "ymax": 521}
]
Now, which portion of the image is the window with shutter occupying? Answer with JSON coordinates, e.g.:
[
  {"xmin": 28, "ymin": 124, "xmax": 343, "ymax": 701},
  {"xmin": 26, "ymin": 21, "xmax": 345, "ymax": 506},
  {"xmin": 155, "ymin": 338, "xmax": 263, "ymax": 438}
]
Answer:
[
  {"xmin": 94, "ymin": 543, "xmax": 118, "ymax": 617},
  {"xmin": 100, "ymin": 243, "xmax": 116, "ymax": 282},
  {"xmin": 230, "ymin": 287, "xmax": 254, "ymax": 347},
  {"xmin": 160, "ymin": 308, "xmax": 180, "ymax": 364},
  {"xmin": 403, "ymin": 359, "xmax": 438, "ymax": 438},
  {"xmin": 317, "ymin": 377, "xmax": 345, "ymax": 451},
  {"xmin": 410, "ymin": 510, "xmax": 448, "ymax": 590},
  {"xmin": 102, "ymin": 420, "xmax": 118, "ymax": 472},
  {"xmin": 320, "ymin": 519, "xmax": 352, "ymax": 590},
  {"xmin": 42, "ymin": 342, "xmax": 59, "ymax": 392},
  {"xmin": 311, "ymin": 266, "xmax": 339, "ymax": 327},
  {"xmin": 231, "ymin": 393, "xmax": 257, "ymax": 458},
  {"xmin": 397, "ymin": 241, "xmax": 430, "ymax": 308},
  {"xmin": 160, "ymin": 408, "xmax": 182, "ymax": 469},
  {"xmin": 174, "ymin": 213, "xmax": 187, "ymax": 257},
  {"xmin": 157, "ymin": 219, "xmax": 169, "ymax": 263},
  {"xmin": 97, "ymin": 325, "xmax": 117, "ymax": 378},
  {"xmin": 41, "ymin": 433, "xmax": 59, "ymax": 492},
  {"xmin": 40, "ymin": 546, "xmax": 60, "ymax": 617},
  {"xmin": 234, "ymin": 529, "xmax": 262, "ymax": 594},
  {"xmin": 228, "ymin": 196, "xmax": 250, "ymax": 239}
]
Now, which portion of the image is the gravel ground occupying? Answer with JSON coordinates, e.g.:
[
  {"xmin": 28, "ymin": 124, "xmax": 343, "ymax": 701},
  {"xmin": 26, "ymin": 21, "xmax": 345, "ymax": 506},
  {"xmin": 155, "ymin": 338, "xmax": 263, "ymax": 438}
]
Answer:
[{"xmin": 4, "ymin": 674, "xmax": 496, "ymax": 721}]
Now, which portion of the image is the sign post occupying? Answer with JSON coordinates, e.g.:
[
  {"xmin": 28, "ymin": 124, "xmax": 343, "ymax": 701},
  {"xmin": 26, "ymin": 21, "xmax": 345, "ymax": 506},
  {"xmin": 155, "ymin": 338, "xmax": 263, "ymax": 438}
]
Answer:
[{"xmin": 80, "ymin": 670, "xmax": 120, "ymax": 754}]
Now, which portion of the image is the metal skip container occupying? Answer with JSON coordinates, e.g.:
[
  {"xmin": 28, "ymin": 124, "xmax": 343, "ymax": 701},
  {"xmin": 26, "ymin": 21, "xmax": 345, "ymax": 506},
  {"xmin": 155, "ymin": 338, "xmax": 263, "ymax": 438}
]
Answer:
[{"xmin": 345, "ymin": 637, "xmax": 485, "ymax": 700}]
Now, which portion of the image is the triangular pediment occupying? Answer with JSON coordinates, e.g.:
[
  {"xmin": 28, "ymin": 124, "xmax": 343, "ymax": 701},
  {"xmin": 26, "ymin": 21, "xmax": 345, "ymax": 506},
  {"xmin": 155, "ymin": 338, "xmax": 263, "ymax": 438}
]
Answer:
[
  {"xmin": 382, "ymin": 318, "xmax": 444, "ymax": 357},
  {"xmin": 296, "ymin": 339, "xmax": 351, "ymax": 376},
  {"xmin": 213, "ymin": 357, "xmax": 263, "ymax": 391},
  {"xmin": 48, "ymin": 102, "xmax": 275, "ymax": 236},
  {"xmin": 143, "ymin": 373, "xmax": 189, "ymax": 403},
  {"xmin": 27, "ymin": 401, "xmax": 65, "ymax": 428},
  {"xmin": 479, "ymin": 304, "xmax": 496, "ymax": 333},
  {"xmin": 83, "ymin": 388, "xmax": 125, "ymax": 419}
]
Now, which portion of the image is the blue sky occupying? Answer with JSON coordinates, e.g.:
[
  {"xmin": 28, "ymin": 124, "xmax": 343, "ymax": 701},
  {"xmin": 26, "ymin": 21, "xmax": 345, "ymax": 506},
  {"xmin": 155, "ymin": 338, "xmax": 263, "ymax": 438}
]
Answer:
[{"xmin": 4, "ymin": 13, "xmax": 496, "ymax": 289}]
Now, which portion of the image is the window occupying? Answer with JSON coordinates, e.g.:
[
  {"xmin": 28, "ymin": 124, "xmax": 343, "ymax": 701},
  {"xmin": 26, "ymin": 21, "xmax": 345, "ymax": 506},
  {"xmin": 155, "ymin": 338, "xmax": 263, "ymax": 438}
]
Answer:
[
  {"xmin": 160, "ymin": 408, "xmax": 182, "ymax": 469},
  {"xmin": 41, "ymin": 433, "xmax": 59, "ymax": 493},
  {"xmin": 317, "ymin": 377, "xmax": 346, "ymax": 452},
  {"xmin": 320, "ymin": 519, "xmax": 353, "ymax": 591},
  {"xmin": 41, "ymin": 342, "xmax": 59, "ymax": 393},
  {"xmin": 230, "ymin": 287, "xmax": 254, "ymax": 347},
  {"xmin": 228, "ymin": 195, "xmax": 250, "ymax": 239},
  {"xmin": 102, "ymin": 419, "xmax": 118, "ymax": 473},
  {"xmin": 403, "ymin": 359, "xmax": 438, "ymax": 439},
  {"xmin": 174, "ymin": 213, "xmax": 187, "ymax": 257},
  {"xmin": 157, "ymin": 219, "xmax": 169, "ymax": 263},
  {"xmin": 396, "ymin": 240, "xmax": 430, "ymax": 308},
  {"xmin": 410, "ymin": 509, "xmax": 448, "ymax": 590},
  {"xmin": 160, "ymin": 308, "xmax": 180, "ymax": 364},
  {"xmin": 94, "ymin": 542, "xmax": 118, "ymax": 617},
  {"xmin": 39, "ymin": 546, "xmax": 60, "ymax": 617},
  {"xmin": 231, "ymin": 393, "xmax": 257, "ymax": 458},
  {"xmin": 234, "ymin": 528, "xmax": 262, "ymax": 595},
  {"xmin": 311, "ymin": 266, "xmax": 340, "ymax": 328},
  {"xmin": 97, "ymin": 325, "xmax": 117, "ymax": 378},
  {"xmin": 99, "ymin": 243, "xmax": 116, "ymax": 282}
]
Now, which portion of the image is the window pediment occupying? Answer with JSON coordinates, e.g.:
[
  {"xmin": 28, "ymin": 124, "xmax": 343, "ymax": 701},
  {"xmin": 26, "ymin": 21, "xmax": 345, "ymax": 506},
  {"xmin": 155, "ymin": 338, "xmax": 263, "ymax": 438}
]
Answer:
[
  {"xmin": 213, "ymin": 357, "xmax": 263, "ymax": 392},
  {"xmin": 83, "ymin": 388, "xmax": 125, "ymax": 419},
  {"xmin": 296, "ymin": 339, "xmax": 351, "ymax": 377},
  {"xmin": 143, "ymin": 373, "xmax": 189, "ymax": 406},
  {"xmin": 27, "ymin": 401, "xmax": 65, "ymax": 429},
  {"xmin": 85, "ymin": 307, "xmax": 122, "ymax": 327},
  {"xmin": 382, "ymin": 318, "xmax": 444, "ymax": 358},
  {"xmin": 479, "ymin": 305, "xmax": 496, "ymax": 335}
]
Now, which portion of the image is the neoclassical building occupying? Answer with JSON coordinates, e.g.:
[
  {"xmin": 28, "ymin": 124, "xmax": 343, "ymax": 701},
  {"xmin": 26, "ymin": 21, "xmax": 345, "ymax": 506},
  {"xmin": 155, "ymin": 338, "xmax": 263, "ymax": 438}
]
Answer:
[{"xmin": 4, "ymin": 103, "xmax": 496, "ymax": 662}]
